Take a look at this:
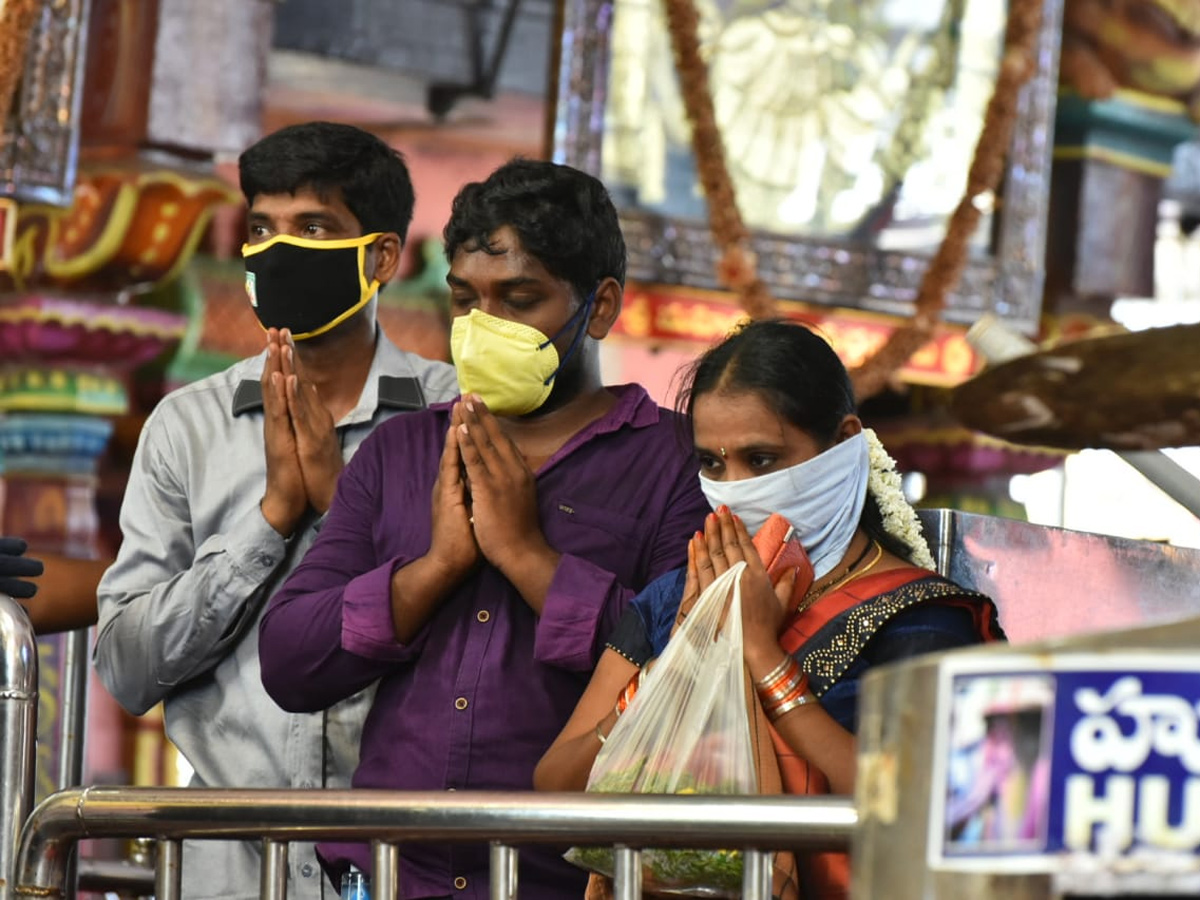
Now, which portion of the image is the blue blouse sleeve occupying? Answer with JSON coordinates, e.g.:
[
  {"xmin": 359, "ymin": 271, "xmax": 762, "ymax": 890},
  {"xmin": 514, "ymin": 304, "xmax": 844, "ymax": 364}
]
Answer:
[
  {"xmin": 819, "ymin": 602, "xmax": 982, "ymax": 733},
  {"xmin": 604, "ymin": 567, "xmax": 687, "ymax": 666}
]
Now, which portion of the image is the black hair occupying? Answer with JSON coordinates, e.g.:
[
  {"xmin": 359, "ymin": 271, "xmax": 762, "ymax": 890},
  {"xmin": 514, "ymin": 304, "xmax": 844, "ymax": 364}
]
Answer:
[
  {"xmin": 238, "ymin": 121, "xmax": 416, "ymax": 241},
  {"xmin": 442, "ymin": 158, "xmax": 626, "ymax": 301},
  {"xmin": 677, "ymin": 319, "xmax": 917, "ymax": 562}
]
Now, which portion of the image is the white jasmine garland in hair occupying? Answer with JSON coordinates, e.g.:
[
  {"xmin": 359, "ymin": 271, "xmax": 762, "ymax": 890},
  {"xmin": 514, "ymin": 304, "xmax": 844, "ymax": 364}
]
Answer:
[{"xmin": 863, "ymin": 428, "xmax": 936, "ymax": 569}]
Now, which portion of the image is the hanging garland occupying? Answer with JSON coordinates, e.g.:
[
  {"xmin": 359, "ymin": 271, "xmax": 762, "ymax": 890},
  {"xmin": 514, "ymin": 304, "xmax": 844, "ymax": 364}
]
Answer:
[
  {"xmin": 849, "ymin": 0, "xmax": 1046, "ymax": 401},
  {"xmin": 660, "ymin": 0, "xmax": 776, "ymax": 320},
  {"xmin": 661, "ymin": 0, "xmax": 1047, "ymax": 401}
]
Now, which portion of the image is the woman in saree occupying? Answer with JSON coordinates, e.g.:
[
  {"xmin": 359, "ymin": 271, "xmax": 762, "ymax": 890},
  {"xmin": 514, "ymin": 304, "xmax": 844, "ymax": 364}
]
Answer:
[{"xmin": 534, "ymin": 320, "xmax": 1005, "ymax": 898}]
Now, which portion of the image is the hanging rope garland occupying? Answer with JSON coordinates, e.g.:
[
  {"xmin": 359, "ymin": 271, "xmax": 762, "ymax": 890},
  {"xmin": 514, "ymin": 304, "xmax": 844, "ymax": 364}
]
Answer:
[
  {"xmin": 661, "ymin": 0, "xmax": 777, "ymax": 320},
  {"xmin": 661, "ymin": 0, "xmax": 1047, "ymax": 401},
  {"xmin": 849, "ymin": 0, "xmax": 1046, "ymax": 401}
]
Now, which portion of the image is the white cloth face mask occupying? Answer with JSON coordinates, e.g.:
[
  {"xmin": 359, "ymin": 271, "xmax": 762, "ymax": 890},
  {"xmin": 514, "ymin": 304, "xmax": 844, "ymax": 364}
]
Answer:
[{"xmin": 698, "ymin": 431, "xmax": 869, "ymax": 580}]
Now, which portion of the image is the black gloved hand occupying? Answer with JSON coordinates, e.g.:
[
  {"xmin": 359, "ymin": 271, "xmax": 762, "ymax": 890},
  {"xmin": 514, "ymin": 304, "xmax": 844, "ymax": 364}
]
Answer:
[{"xmin": 0, "ymin": 537, "xmax": 44, "ymax": 600}]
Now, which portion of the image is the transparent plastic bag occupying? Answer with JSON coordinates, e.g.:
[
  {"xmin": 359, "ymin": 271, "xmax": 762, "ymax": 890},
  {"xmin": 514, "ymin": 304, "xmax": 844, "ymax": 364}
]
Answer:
[{"xmin": 566, "ymin": 562, "xmax": 757, "ymax": 897}]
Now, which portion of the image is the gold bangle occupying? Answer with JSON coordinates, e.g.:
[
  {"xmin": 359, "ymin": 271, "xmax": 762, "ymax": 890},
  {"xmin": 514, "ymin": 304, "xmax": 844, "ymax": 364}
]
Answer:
[
  {"xmin": 754, "ymin": 656, "xmax": 793, "ymax": 690},
  {"xmin": 595, "ymin": 722, "xmax": 608, "ymax": 745},
  {"xmin": 757, "ymin": 660, "xmax": 806, "ymax": 708},
  {"xmin": 768, "ymin": 690, "xmax": 818, "ymax": 722}
]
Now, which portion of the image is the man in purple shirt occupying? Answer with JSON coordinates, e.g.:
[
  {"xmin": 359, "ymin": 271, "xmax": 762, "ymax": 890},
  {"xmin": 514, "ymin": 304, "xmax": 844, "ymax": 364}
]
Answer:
[{"xmin": 260, "ymin": 159, "xmax": 710, "ymax": 900}]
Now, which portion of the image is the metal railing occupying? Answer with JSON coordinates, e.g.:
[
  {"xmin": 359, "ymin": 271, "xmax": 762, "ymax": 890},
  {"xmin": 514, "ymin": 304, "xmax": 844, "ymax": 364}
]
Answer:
[
  {"xmin": 0, "ymin": 595, "xmax": 37, "ymax": 900},
  {"xmin": 13, "ymin": 787, "xmax": 857, "ymax": 900}
]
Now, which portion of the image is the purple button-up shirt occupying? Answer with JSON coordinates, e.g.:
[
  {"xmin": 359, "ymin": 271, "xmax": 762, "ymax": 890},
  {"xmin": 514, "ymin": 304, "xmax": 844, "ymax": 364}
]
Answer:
[{"xmin": 260, "ymin": 384, "xmax": 709, "ymax": 900}]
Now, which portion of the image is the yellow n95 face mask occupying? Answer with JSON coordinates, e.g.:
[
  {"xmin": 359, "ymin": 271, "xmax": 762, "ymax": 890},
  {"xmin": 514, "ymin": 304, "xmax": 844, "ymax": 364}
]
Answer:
[{"xmin": 449, "ymin": 290, "xmax": 595, "ymax": 417}]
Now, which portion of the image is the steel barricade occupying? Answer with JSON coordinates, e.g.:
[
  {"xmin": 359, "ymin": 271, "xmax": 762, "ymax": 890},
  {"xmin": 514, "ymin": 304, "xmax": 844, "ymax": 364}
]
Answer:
[
  {"xmin": 0, "ymin": 596, "xmax": 36, "ymax": 900},
  {"xmin": 13, "ymin": 787, "xmax": 857, "ymax": 900}
]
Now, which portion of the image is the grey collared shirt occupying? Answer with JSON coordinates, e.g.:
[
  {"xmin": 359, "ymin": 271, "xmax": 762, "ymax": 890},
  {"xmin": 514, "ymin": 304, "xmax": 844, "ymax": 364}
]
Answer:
[{"xmin": 94, "ymin": 333, "xmax": 457, "ymax": 900}]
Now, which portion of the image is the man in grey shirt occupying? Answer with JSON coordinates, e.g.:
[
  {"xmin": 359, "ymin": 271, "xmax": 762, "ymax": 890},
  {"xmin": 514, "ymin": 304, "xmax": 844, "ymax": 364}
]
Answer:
[{"xmin": 94, "ymin": 122, "xmax": 458, "ymax": 900}]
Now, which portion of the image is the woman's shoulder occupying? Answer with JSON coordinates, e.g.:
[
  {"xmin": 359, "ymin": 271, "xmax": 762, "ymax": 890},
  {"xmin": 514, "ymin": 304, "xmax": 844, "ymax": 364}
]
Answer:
[
  {"xmin": 845, "ymin": 565, "xmax": 993, "ymax": 608},
  {"xmin": 853, "ymin": 569, "xmax": 1002, "ymax": 660},
  {"xmin": 798, "ymin": 566, "xmax": 1003, "ymax": 695}
]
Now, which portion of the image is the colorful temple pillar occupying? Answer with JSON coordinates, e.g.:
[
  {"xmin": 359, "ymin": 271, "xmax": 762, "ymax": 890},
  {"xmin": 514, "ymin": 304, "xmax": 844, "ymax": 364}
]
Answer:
[
  {"xmin": 1, "ymin": 0, "xmax": 257, "ymax": 798},
  {"xmin": 0, "ymin": 166, "xmax": 236, "ymax": 797}
]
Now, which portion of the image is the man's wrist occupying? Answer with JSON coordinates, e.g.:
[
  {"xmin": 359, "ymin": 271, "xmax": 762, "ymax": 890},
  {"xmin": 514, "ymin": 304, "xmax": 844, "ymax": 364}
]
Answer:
[
  {"xmin": 490, "ymin": 535, "xmax": 554, "ymax": 580},
  {"xmin": 260, "ymin": 495, "xmax": 302, "ymax": 538}
]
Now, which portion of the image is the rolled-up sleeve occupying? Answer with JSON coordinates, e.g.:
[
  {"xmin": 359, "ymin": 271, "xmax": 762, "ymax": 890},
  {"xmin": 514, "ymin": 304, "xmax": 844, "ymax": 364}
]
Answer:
[
  {"xmin": 533, "ymin": 450, "xmax": 709, "ymax": 672},
  {"xmin": 341, "ymin": 557, "xmax": 428, "ymax": 659}
]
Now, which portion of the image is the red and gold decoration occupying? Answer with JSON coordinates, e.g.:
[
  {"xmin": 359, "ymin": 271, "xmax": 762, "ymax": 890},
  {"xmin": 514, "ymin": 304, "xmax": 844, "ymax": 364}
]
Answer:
[{"xmin": 615, "ymin": 284, "xmax": 982, "ymax": 389}]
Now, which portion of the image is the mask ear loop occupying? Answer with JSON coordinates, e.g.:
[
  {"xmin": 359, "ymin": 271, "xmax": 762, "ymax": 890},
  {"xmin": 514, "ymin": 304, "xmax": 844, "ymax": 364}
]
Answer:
[{"xmin": 538, "ymin": 287, "xmax": 597, "ymax": 386}]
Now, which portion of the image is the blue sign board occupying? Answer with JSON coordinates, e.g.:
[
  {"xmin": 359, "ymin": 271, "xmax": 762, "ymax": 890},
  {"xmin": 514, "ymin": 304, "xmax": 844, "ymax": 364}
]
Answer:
[{"xmin": 938, "ymin": 666, "xmax": 1200, "ymax": 864}]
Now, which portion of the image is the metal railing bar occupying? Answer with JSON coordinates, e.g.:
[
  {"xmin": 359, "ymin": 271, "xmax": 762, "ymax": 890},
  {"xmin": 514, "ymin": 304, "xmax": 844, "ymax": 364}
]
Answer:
[
  {"xmin": 15, "ymin": 788, "xmax": 856, "ymax": 897},
  {"xmin": 18, "ymin": 788, "xmax": 856, "ymax": 846}
]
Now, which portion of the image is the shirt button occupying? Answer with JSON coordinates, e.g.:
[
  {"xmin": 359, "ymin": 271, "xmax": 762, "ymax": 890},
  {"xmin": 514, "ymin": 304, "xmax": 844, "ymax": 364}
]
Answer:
[
  {"xmin": 454, "ymin": 697, "xmax": 469, "ymax": 710},
  {"xmin": 476, "ymin": 610, "xmax": 490, "ymax": 623},
  {"xmin": 454, "ymin": 876, "xmax": 468, "ymax": 890},
  {"xmin": 301, "ymin": 864, "xmax": 314, "ymax": 877}
]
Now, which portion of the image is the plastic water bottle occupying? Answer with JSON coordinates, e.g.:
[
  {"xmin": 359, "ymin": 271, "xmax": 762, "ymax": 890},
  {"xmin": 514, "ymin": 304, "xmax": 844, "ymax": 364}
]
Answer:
[{"xmin": 341, "ymin": 866, "xmax": 370, "ymax": 900}]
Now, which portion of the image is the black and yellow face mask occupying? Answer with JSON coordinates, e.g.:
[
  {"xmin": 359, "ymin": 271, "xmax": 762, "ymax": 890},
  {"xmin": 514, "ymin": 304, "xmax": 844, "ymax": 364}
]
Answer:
[{"xmin": 241, "ymin": 233, "xmax": 382, "ymax": 340}]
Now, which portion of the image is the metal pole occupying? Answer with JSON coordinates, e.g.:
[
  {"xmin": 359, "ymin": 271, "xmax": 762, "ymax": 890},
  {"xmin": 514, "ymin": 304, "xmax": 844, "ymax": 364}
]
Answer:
[
  {"xmin": 1118, "ymin": 450, "xmax": 1200, "ymax": 520},
  {"xmin": 155, "ymin": 839, "xmax": 182, "ymax": 900},
  {"xmin": 741, "ymin": 849, "xmax": 772, "ymax": 900},
  {"xmin": 373, "ymin": 841, "xmax": 399, "ymax": 900},
  {"xmin": 56, "ymin": 627, "xmax": 89, "ymax": 900},
  {"xmin": 261, "ymin": 839, "xmax": 288, "ymax": 900},
  {"xmin": 55, "ymin": 628, "xmax": 89, "ymax": 790},
  {"xmin": 0, "ymin": 596, "xmax": 37, "ymax": 900},
  {"xmin": 612, "ymin": 846, "xmax": 642, "ymax": 900},
  {"xmin": 489, "ymin": 842, "xmax": 518, "ymax": 900}
]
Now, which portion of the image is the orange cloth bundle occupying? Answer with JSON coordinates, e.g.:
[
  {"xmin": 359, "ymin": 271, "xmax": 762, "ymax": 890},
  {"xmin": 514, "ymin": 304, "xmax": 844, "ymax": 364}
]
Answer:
[{"xmin": 751, "ymin": 513, "xmax": 813, "ymax": 615}]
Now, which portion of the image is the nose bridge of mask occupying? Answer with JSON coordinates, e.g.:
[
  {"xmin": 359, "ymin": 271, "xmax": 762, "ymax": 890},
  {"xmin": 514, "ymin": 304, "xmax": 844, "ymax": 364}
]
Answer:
[
  {"xmin": 241, "ymin": 231, "xmax": 383, "ymax": 258},
  {"xmin": 466, "ymin": 307, "xmax": 556, "ymax": 350}
]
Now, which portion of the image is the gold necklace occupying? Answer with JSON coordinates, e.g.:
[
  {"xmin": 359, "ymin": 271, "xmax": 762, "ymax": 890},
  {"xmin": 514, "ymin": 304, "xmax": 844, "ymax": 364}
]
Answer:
[{"xmin": 794, "ymin": 540, "xmax": 883, "ymax": 616}]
